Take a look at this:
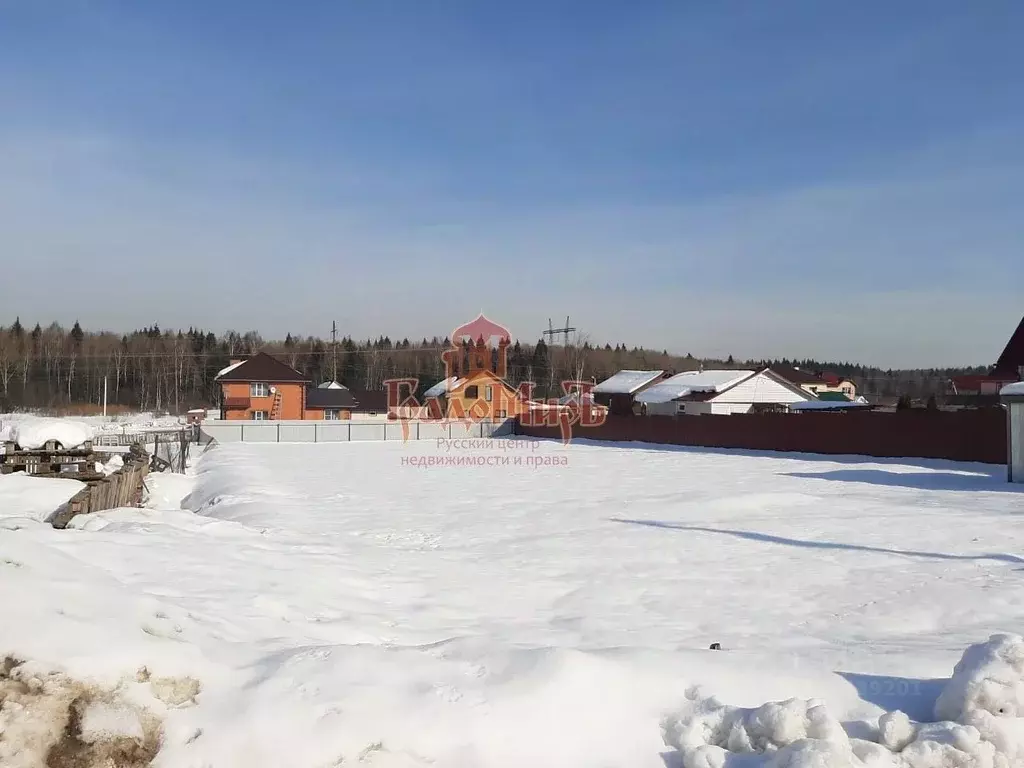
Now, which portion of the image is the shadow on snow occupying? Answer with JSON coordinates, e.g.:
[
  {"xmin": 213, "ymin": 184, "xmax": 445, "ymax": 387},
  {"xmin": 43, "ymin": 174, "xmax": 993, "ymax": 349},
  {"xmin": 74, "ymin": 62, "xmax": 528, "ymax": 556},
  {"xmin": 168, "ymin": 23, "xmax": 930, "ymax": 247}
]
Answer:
[
  {"xmin": 835, "ymin": 672, "xmax": 946, "ymax": 722},
  {"xmin": 784, "ymin": 468, "xmax": 1021, "ymax": 494},
  {"xmin": 610, "ymin": 518, "xmax": 1024, "ymax": 565}
]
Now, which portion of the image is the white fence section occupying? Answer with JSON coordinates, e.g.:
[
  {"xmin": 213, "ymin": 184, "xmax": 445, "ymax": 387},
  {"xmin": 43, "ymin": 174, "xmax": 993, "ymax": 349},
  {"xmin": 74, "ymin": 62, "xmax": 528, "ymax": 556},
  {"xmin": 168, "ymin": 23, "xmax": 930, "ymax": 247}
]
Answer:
[{"xmin": 199, "ymin": 419, "xmax": 514, "ymax": 444}]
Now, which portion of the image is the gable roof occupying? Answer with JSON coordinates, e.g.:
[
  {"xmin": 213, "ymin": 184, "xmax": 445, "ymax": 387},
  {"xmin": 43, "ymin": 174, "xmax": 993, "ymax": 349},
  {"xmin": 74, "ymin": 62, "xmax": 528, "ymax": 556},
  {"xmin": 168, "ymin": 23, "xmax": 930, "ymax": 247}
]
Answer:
[
  {"xmin": 216, "ymin": 360, "xmax": 246, "ymax": 379},
  {"xmin": 592, "ymin": 370, "xmax": 665, "ymax": 395},
  {"xmin": 770, "ymin": 365, "xmax": 827, "ymax": 386},
  {"xmin": 304, "ymin": 387, "xmax": 389, "ymax": 412},
  {"xmin": 305, "ymin": 387, "xmax": 358, "ymax": 409},
  {"xmin": 215, "ymin": 352, "xmax": 309, "ymax": 383},
  {"xmin": 993, "ymin": 314, "xmax": 1024, "ymax": 378},
  {"xmin": 448, "ymin": 369, "xmax": 517, "ymax": 395},
  {"xmin": 636, "ymin": 370, "xmax": 753, "ymax": 404},
  {"xmin": 347, "ymin": 390, "xmax": 389, "ymax": 412},
  {"xmin": 423, "ymin": 376, "xmax": 461, "ymax": 398},
  {"xmin": 683, "ymin": 368, "xmax": 815, "ymax": 403}
]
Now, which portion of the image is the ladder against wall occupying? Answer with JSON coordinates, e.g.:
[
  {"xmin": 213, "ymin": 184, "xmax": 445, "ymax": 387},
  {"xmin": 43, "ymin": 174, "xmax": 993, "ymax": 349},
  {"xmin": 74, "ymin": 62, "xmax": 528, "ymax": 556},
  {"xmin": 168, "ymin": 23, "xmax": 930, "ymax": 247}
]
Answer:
[{"xmin": 270, "ymin": 388, "xmax": 283, "ymax": 419}]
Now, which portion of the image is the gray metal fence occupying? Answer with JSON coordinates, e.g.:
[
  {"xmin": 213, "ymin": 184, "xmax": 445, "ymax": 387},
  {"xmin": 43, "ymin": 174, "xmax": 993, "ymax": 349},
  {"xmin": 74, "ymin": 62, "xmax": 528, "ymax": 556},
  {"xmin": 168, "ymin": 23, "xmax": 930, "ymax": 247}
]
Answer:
[{"xmin": 199, "ymin": 419, "xmax": 513, "ymax": 444}]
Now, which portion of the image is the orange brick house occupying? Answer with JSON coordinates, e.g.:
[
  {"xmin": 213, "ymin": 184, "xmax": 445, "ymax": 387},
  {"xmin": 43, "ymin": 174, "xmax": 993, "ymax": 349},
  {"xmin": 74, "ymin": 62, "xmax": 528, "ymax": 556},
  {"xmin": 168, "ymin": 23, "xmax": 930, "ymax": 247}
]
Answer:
[
  {"xmin": 216, "ymin": 352, "xmax": 310, "ymax": 420},
  {"xmin": 215, "ymin": 353, "xmax": 390, "ymax": 420},
  {"xmin": 422, "ymin": 327, "xmax": 529, "ymax": 421}
]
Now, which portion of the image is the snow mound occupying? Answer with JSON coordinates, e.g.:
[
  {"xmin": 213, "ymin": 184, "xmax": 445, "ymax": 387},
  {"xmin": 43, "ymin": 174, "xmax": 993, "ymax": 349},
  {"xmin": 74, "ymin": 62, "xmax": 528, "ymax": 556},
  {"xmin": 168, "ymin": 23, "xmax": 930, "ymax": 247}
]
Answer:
[
  {"xmin": 662, "ymin": 689, "xmax": 881, "ymax": 767},
  {"xmin": 933, "ymin": 633, "xmax": 1024, "ymax": 761},
  {"xmin": 9, "ymin": 418, "xmax": 93, "ymax": 450},
  {"xmin": 664, "ymin": 634, "xmax": 1024, "ymax": 768}
]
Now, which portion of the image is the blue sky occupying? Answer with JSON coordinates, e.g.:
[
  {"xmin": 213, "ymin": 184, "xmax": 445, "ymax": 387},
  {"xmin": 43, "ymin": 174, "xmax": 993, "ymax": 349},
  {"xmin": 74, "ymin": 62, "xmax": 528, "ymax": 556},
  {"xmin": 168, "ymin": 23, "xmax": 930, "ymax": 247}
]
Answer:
[{"xmin": 0, "ymin": 1, "xmax": 1022, "ymax": 366}]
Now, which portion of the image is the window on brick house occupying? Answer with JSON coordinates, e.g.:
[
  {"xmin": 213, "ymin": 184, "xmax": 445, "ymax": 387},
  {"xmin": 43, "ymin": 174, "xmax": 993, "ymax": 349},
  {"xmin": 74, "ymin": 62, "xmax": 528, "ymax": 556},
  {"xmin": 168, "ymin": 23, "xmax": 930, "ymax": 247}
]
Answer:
[
  {"xmin": 251, "ymin": 382, "xmax": 270, "ymax": 397},
  {"xmin": 253, "ymin": 411, "xmax": 269, "ymax": 421}
]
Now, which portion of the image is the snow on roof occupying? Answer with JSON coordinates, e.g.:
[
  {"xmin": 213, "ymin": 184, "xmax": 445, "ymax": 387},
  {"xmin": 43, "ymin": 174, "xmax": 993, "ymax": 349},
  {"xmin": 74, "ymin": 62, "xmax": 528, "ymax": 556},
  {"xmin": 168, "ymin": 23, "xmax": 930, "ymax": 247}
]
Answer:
[
  {"xmin": 10, "ymin": 418, "xmax": 93, "ymax": 450},
  {"xmin": 423, "ymin": 377, "xmax": 461, "ymax": 398},
  {"xmin": 318, "ymin": 381, "xmax": 348, "ymax": 390},
  {"xmin": 636, "ymin": 370, "xmax": 753, "ymax": 404},
  {"xmin": 1001, "ymin": 381, "xmax": 1024, "ymax": 396},
  {"xmin": 557, "ymin": 391, "xmax": 596, "ymax": 406},
  {"xmin": 592, "ymin": 370, "xmax": 664, "ymax": 395},
  {"xmin": 215, "ymin": 360, "xmax": 245, "ymax": 379}
]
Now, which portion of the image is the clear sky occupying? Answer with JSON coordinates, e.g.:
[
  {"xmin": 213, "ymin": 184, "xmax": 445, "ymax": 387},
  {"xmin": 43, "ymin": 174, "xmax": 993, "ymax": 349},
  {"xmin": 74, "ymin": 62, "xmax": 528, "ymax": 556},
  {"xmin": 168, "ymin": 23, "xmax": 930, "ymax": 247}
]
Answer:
[{"xmin": 1, "ymin": 1, "xmax": 1021, "ymax": 367}]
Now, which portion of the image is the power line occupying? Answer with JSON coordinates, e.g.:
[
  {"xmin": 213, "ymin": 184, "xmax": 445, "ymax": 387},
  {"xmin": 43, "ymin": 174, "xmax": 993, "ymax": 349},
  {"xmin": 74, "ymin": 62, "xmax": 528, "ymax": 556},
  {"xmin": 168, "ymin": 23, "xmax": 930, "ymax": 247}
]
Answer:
[{"xmin": 542, "ymin": 316, "xmax": 576, "ymax": 348}]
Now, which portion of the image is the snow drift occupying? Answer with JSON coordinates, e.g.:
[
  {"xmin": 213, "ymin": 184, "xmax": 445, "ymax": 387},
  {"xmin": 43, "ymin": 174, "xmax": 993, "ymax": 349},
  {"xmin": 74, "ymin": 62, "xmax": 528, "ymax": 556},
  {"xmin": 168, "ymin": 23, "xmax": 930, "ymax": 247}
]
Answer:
[
  {"xmin": 8, "ymin": 418, "xmax": 93, "ymax": 450},
  {"xmin": 663, "ymin": 633, "xmax": 1024, "ymax": 768}
]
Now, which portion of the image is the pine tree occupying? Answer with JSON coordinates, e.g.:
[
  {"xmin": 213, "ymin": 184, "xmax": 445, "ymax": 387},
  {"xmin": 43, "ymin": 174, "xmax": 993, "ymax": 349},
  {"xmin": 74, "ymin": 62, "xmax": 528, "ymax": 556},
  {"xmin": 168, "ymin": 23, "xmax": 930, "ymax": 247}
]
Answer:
[{"xmin": 531, "ymin": 338, "xmax": 550, "ymax": 394}]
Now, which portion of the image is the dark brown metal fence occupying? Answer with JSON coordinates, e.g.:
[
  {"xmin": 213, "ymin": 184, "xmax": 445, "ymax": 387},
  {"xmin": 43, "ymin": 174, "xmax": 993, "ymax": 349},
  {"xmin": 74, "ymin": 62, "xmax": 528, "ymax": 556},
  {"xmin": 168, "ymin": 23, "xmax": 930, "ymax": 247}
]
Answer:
[{"xmin": 515, "ymin": 409, "xmax": 1008, "ymax": 464}]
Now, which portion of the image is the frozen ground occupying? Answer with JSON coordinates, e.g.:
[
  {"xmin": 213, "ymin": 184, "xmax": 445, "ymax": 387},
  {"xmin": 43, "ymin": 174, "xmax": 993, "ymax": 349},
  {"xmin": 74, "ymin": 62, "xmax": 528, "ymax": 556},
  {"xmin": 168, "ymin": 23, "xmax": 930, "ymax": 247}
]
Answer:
[{"xmin": 1, "ymin": 438, "xmax": 1023, "ymax": 767}]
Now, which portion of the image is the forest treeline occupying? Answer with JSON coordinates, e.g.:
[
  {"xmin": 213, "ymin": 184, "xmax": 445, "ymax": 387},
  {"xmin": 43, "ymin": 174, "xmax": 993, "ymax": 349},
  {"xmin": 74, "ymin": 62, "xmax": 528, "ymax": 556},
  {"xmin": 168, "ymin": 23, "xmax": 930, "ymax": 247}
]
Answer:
[{"xmin": 0, "ymin": 319, "xmax": 989, "ymax": 412}]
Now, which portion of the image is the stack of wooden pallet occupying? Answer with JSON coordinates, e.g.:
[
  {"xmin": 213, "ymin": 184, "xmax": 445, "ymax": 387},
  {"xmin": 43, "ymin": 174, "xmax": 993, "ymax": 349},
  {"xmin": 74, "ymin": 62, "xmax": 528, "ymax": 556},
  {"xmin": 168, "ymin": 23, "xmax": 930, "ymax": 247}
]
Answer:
[{"xmin": 1, "ymin": 439, "xmax": 100, "ymax": 478}]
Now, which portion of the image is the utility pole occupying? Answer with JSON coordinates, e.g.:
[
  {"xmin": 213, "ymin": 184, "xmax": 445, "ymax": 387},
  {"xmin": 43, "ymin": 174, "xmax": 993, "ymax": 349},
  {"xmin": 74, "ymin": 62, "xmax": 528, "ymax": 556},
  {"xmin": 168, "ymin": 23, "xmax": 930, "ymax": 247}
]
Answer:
[
  {"xmin": 103, "ymin": 376, "xmax": 108, "ymax": 418},
  {"xmin": 542, "ymin": 316, "xmax": 576, "ymax": 397},
  {"xmin": 331, "ymin": 321, "xmax": 338, "ymax": 383}
]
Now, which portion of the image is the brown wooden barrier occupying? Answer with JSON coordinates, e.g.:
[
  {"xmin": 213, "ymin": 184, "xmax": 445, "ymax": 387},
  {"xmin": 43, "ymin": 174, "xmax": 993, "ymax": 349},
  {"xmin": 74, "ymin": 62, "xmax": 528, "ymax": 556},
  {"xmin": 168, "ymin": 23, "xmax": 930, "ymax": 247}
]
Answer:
[
  {"xmin": 516, "ymin": 409, "xmax": 1008, "ymax": 464},
  {"xmin": 52, "ymin": 454, "xmax": 150, "ymax": 529}
]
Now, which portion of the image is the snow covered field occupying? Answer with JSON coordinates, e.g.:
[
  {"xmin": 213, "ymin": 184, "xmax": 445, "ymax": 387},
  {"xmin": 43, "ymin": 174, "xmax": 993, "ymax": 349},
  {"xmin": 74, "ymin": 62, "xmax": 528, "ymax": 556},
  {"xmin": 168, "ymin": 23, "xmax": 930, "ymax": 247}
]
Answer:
[{"xmin": 2, "ymin": 437, "xmax": 1024, "ymax": 766}]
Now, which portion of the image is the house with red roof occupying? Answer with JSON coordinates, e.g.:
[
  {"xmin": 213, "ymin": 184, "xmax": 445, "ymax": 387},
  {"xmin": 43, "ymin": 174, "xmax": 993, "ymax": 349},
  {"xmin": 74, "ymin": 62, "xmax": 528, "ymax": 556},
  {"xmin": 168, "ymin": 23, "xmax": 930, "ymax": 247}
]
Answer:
[{"xmin": 950, "ymin": 314, "xmax": 1024, "ymax": 395}]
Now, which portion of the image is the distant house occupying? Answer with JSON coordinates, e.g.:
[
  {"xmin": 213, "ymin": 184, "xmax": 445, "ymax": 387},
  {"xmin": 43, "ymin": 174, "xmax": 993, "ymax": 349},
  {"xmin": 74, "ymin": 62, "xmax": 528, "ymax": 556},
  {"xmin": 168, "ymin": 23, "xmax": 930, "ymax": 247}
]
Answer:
[
  {"xmin": 423, "ymin": 335, "xmax": 525, "ymax": 421},
  {"xmin": 215, "ymin": 354, "xmax": 389, "ymax": 420},
  {"xmin": 304, "ymin": 382, "xmax": 359, "ymax": 420},
  {"xmin": 635, "ymin": 368, "xmax": 815, "ymax": 416},
  {"xmin": 950, "ymin": 315, "xmax": 1024, "ymax": 396},
  {"xmin": 304, "ymin": 382, "xmax": 390, "ymax": 419},
  {"xmin": 790, "ymin": 393, "xmax": 872, "ymax": 412},
  {"xmin": 215, "ymin": 352, "xmax": 310, "ymax": 420},
  {"xmin": 772, "ymin": 365, "xmax": 857, "ymax": 399},
  {"xmin": 592, "ymin": 370, "xmax": 666, "ymax": 415},
  {"xmin": 446, "ymin": 372, "xmax": 523, "ymax": 420}
]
